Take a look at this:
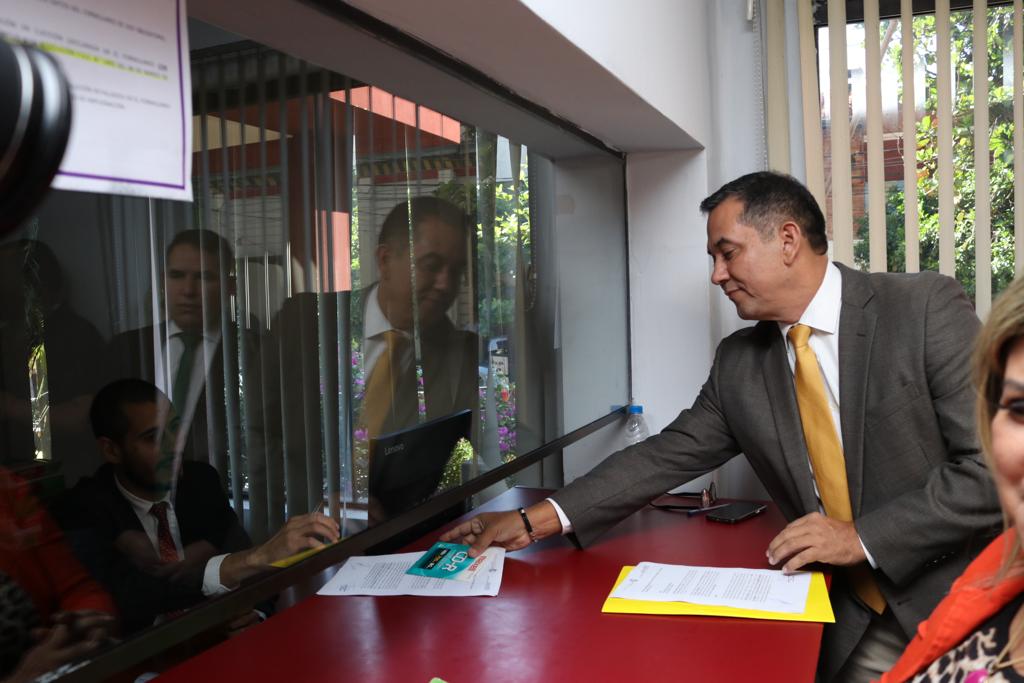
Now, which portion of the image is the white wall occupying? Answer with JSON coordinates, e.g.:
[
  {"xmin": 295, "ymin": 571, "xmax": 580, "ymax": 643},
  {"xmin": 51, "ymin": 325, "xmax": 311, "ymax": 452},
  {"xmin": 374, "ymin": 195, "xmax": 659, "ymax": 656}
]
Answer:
[
  {"xmin": 527, "ymin": 1, "xmax": 772, "ymax": 497},
  {"xmin": 517, "ymin": 0, "xmax": 712, "ymax": 149},
  {"xmin": 339, "ymin": 0, "xmax": 701, "ymax": 153},
  {"xmin": 703, "ymin": 1, "xmax": 773, "ymax": 499}
]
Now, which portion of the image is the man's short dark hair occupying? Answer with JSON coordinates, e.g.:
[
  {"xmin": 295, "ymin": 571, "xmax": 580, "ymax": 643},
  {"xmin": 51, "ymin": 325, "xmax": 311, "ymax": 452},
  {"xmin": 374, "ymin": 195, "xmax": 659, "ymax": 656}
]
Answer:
[
  {"xmin": 377, "ymin": 196, "xmax": 471, "ymax": 249},
  {"xmin": 699, "ymin": 172, "xmax": 828, "ymax": 255},
  {"xmin": 90, "ymin": 378, "xmax": 163, "ymax": 442},
  {"xmin": 167, "ymin": 229, "xmax": 235, "ymax": 274}
]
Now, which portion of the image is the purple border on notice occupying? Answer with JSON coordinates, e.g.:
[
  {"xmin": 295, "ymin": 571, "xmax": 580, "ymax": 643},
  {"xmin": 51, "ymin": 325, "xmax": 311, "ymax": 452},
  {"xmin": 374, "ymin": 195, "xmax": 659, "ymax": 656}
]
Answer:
[{"xmin": 56, "ymin": 0, "xmax": 188, "ymax": 192}]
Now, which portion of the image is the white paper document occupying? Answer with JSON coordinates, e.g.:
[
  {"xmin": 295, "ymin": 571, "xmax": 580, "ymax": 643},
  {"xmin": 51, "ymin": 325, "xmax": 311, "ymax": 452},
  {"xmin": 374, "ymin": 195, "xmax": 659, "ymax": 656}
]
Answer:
[
  {"xmin": 1, "ymin": 0, "xmax": 193, "ymax": 201},
  {"xmin": 610, "ymin": 562, "xmax": 811, "ymax": 614},
  {"xmin": 317, "ymin": 549, "xmax": 506, "ymax": 597}
]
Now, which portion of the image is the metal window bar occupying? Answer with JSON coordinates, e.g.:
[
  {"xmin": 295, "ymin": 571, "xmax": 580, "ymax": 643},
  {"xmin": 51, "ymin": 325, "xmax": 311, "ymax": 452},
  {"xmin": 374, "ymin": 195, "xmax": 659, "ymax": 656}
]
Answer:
[
  {"xmin": 1016, "ymin": 0, "xmax": 1024, "ymax": 277},
  {"xmin": 974, "ymin": 0, "xmax": 992, "ymax": 315},
  {"xmin": 799, "ymin": 0, "xmax": 828, "ymax": 212},
  {"xmin": 865, "ymin": 0, "xmax": 888, "ymax": 272},
  {"xmin": 936, "ymin": 0, "xmax": 955, "ymax": 276},
  {"xmin": 829, "ymin": 0, "xmax": 856, "ymax": 264},
  {"xmin": 901, "ymin": 0, "xmax": 921, "ymax": 273}
]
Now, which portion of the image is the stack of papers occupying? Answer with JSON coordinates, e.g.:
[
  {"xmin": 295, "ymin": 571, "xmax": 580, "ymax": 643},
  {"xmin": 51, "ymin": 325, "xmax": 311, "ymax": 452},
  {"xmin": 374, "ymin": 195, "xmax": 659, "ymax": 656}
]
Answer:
[
  {"xmin": 603, "ymin": 562, "xmax": 834, "ymax": 623},
  {"xmin": 317, "ymin": 548, "xmax": 505, "ymax": 597}
]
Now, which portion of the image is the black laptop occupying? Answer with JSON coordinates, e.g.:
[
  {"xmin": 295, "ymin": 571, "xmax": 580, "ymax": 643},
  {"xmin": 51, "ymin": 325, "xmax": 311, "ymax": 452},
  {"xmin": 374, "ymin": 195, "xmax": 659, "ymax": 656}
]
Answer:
[{"xmin": 368, "ymin": 409, "xmax": 472, "ymax": 518}]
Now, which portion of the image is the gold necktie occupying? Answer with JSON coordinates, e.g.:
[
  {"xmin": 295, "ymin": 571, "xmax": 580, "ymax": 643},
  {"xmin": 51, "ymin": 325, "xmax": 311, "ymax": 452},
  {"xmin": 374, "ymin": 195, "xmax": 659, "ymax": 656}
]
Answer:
[
  {"xmin": 361, "ymin": 330, "xmax": 407, "ymax": 439},
  {"xmin": 788, "ymin": 323, "xmax": 886, "ymax": 614}
]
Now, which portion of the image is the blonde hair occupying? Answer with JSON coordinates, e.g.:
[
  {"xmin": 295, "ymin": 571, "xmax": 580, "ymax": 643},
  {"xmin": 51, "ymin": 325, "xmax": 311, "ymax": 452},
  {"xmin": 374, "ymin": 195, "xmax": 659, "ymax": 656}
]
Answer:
[{"xmin": 973, "ymin": 275, "xmax": 1024, "ymax": 574}]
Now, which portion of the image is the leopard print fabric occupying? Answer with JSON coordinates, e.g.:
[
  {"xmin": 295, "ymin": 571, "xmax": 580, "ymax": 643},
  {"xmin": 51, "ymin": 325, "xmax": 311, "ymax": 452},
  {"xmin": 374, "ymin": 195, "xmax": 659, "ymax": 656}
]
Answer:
[
  {"xmin": 911, "ymin": 593, "xmax": 1024, "ymax": 683},
  {"xmin": 0, "ymin": 570, "xmax": 40, "ymax": 677}
]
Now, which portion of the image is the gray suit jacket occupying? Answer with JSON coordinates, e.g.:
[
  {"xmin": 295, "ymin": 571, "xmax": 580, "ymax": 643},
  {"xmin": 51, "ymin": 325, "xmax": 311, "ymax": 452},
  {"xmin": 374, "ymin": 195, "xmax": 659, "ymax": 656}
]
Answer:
[{"xmin": 552, "ymin": 263, "xmax": 1001, "ymax": 681}]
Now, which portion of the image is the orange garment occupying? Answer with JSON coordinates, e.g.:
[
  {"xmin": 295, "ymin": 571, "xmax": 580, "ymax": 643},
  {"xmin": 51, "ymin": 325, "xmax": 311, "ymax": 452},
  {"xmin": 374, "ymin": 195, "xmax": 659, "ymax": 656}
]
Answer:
[
  {"xmin": 0, "ymin": 468, "xmax": 115, "ymax": 619},
  {"xmin": 880, "ymin": 530, "xmax": 1024, "ymax": 683}
]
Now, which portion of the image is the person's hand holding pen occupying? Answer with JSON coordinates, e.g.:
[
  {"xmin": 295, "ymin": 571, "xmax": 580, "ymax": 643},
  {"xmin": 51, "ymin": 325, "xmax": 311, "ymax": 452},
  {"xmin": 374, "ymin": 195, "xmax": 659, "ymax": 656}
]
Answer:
[{"xmin": 216, "ymin": 511, "xmax": 340, "ymax": 588}]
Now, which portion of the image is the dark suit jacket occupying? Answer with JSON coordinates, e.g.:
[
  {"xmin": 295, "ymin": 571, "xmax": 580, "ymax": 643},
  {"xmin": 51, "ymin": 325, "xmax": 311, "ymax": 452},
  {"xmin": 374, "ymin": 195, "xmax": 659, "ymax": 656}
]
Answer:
[
  {"xmin": 552, "ymin": 264, "xmax": 1002, "ymax": 681},
  {"xmin": 56, "ymin": 462, "xmax": 252, "ymax": 634},
  {"xmin": 351, "ymin": 286, "xmax": 479, "ymax": 439},
  {"xmin": 104, "ymin": 323, "xmax": 271, "ymax": 541}
]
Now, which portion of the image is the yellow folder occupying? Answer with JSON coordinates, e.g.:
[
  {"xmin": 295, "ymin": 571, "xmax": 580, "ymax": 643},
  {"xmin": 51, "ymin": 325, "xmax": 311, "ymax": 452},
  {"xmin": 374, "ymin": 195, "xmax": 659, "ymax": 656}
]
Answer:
[{"xmin": 601, "ymin": 566, "xmax": 835, "ymax": 623}]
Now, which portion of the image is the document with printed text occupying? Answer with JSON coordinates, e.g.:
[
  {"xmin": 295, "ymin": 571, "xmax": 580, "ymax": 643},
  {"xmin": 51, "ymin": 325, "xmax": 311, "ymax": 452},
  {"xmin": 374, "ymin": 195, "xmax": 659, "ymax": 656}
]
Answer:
[
  {"xmin": 609, "ymin": 562, "xmax": 810, "ymax": 614},
  {"xmin": 317, "ymin": 549, "xmax": 505, "ymax": 597}
]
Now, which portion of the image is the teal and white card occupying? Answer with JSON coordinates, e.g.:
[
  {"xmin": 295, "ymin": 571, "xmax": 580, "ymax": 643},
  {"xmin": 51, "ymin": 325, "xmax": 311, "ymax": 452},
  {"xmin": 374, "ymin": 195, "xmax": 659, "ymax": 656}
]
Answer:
[{"xmin": 406, "ymin": 542, "xmax": 478, "ymax": 581}]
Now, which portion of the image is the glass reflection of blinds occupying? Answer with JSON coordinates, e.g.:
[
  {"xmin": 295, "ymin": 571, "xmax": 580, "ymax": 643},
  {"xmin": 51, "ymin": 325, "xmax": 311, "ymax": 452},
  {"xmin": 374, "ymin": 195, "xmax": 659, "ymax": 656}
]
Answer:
[{"xmin": 190, "ymin": 47, "xmax": 358, "ymax": 542}]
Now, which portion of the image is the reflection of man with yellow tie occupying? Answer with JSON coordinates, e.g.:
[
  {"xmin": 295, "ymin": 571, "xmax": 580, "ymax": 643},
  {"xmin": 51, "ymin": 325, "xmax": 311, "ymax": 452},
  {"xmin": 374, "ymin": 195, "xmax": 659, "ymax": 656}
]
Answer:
[
  {"xmin": 359, "ymin": 197, "xmax": 478, "ymax": 441},
  {"xmin": 442, "ymin": 173, "xmax": 1001, "ymax": 683}
]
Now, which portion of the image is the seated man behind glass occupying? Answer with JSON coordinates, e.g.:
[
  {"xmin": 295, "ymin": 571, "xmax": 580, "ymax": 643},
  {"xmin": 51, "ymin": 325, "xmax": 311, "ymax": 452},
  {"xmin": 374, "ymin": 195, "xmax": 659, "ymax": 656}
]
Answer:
[{"xmin": 57, "ymin": 379, "xmax": 338, "ymax": 635}]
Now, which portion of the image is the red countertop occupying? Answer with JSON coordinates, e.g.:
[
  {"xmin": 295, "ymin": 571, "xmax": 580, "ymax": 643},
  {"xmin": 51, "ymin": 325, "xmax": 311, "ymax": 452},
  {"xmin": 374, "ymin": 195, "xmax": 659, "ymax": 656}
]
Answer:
[{"xmin": 158, "ymin": 487, "xmax": 822, "ymax": 682}]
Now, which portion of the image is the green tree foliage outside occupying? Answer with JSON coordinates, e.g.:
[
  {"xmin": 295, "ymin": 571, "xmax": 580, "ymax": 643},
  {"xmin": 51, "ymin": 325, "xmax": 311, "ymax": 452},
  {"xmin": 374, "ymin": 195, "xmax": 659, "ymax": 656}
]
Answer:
[{"xmin": 851, "ymin": 8, "xmax": 1016, "ymax": 301}]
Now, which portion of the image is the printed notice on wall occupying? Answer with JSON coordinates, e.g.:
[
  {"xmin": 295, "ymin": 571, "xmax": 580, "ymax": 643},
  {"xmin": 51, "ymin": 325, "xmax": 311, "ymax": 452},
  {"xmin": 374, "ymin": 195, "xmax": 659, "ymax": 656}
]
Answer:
[{"xmin": 0, "ymin": 0, "xmax": 192, "ymax": 201}]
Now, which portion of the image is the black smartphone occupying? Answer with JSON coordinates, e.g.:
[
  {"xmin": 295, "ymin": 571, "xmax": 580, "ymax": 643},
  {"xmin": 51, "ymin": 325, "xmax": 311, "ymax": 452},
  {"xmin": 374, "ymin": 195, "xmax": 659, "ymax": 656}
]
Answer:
[{"xmin": 706, "ymin": 501, "xmax": 767, "ymax": 524}]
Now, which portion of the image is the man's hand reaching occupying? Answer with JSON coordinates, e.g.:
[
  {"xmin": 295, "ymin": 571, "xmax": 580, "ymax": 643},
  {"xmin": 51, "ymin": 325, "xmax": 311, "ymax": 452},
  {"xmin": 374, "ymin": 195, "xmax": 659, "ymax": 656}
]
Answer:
[{"xmin": 440, "ymin": 501, "xmax": 562, "ymax": 557}]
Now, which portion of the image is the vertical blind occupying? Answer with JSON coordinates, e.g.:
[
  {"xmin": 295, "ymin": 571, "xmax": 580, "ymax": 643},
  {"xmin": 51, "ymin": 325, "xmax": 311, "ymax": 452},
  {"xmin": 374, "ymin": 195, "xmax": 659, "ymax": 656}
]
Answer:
[{"xmin": 794, "ymin": 0, "xmax": 1022, "ymax": 316}]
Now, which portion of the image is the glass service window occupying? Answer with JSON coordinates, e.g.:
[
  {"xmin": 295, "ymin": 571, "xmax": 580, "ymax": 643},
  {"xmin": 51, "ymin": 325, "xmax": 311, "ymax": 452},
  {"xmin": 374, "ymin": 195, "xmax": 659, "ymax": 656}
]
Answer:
[{"xmin": 0, "ymin": 14, "xmax": 628, "ymax": 681}]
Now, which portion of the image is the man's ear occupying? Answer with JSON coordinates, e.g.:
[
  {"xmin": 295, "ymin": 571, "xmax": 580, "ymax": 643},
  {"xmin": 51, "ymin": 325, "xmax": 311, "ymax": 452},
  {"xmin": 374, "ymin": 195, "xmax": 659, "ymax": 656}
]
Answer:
[
  {"xmin": 779, "ymin": 220, "xmax": 803, "ymax": 266},
  {"xmin": 97, "ymin": 436, "xmax": 122, "ymax": 465}
]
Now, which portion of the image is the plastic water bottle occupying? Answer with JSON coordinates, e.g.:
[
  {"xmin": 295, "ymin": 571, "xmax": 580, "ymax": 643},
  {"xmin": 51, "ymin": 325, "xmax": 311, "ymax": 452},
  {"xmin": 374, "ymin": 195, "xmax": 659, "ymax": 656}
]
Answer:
[{"xmin": 624, "ymin": 405, "xmax": 650, "ymax": 446}]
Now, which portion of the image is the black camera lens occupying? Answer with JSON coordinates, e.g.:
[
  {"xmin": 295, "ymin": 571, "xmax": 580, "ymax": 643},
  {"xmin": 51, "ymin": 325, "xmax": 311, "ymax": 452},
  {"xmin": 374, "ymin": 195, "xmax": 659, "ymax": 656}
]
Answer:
[{"xmin": 0, "ymin": 39, "xmax": 72, "ymax": 235}]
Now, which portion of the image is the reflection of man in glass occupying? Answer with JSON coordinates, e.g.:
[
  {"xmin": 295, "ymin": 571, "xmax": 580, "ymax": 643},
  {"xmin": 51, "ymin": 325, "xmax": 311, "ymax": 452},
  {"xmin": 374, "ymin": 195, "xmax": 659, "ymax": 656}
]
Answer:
[
  {"xmin": 358, "ymin": 197, "xmax": 478, "ymax": 441},
  {"xmin": 108, "ymin": 229, "xmax": 236, "ymax": 450}
]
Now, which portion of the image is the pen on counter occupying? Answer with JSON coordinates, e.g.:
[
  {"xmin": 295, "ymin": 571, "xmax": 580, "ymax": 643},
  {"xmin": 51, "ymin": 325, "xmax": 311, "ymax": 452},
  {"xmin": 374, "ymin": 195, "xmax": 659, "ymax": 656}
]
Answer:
[{"xmin": 687, "ymin": 503, "xmax": 730, "ymax": 517}]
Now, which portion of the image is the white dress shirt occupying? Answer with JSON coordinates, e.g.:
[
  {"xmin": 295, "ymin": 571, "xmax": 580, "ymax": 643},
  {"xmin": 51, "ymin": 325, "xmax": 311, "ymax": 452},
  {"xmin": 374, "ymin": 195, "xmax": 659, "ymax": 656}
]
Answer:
[
  {"xmin": 113, "ymin": 474, "xmax": 230, "ymax": 596},
  {"xmin": 362, "ymin": 284, "xmax": 414, "ymax": 377},
  {"xmin": 548, "ymin": 263, "xmax": 877, "ymax": 566}
]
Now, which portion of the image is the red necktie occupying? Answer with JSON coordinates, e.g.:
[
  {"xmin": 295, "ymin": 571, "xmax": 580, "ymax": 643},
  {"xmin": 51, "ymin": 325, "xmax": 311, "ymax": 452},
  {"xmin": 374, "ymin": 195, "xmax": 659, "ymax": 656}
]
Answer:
[{"xmin": 149, "ymin": 501, "xmax": 179, "ymax": 564}]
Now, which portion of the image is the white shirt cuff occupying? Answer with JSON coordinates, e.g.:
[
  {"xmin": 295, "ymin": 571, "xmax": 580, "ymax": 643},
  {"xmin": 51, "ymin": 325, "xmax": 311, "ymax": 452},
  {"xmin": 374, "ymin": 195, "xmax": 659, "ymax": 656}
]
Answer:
[
  {"xmin": 859, "ymin": 536, "xmax": 878, "ymax": 569},
  {"xmin": 202, "ymin": 554, "xmax": 232, "ymax": 596},
  {"xmin": 545, "ymin": 497, "xmax": 573, "ymax": 535}
]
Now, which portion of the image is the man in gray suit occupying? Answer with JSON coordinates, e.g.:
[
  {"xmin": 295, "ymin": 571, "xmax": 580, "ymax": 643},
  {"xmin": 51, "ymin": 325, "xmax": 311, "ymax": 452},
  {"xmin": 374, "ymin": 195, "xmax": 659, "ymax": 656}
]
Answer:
[{"xmin": 442, "ymin": 172, "xmax": 1001, "ymax": 682}]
